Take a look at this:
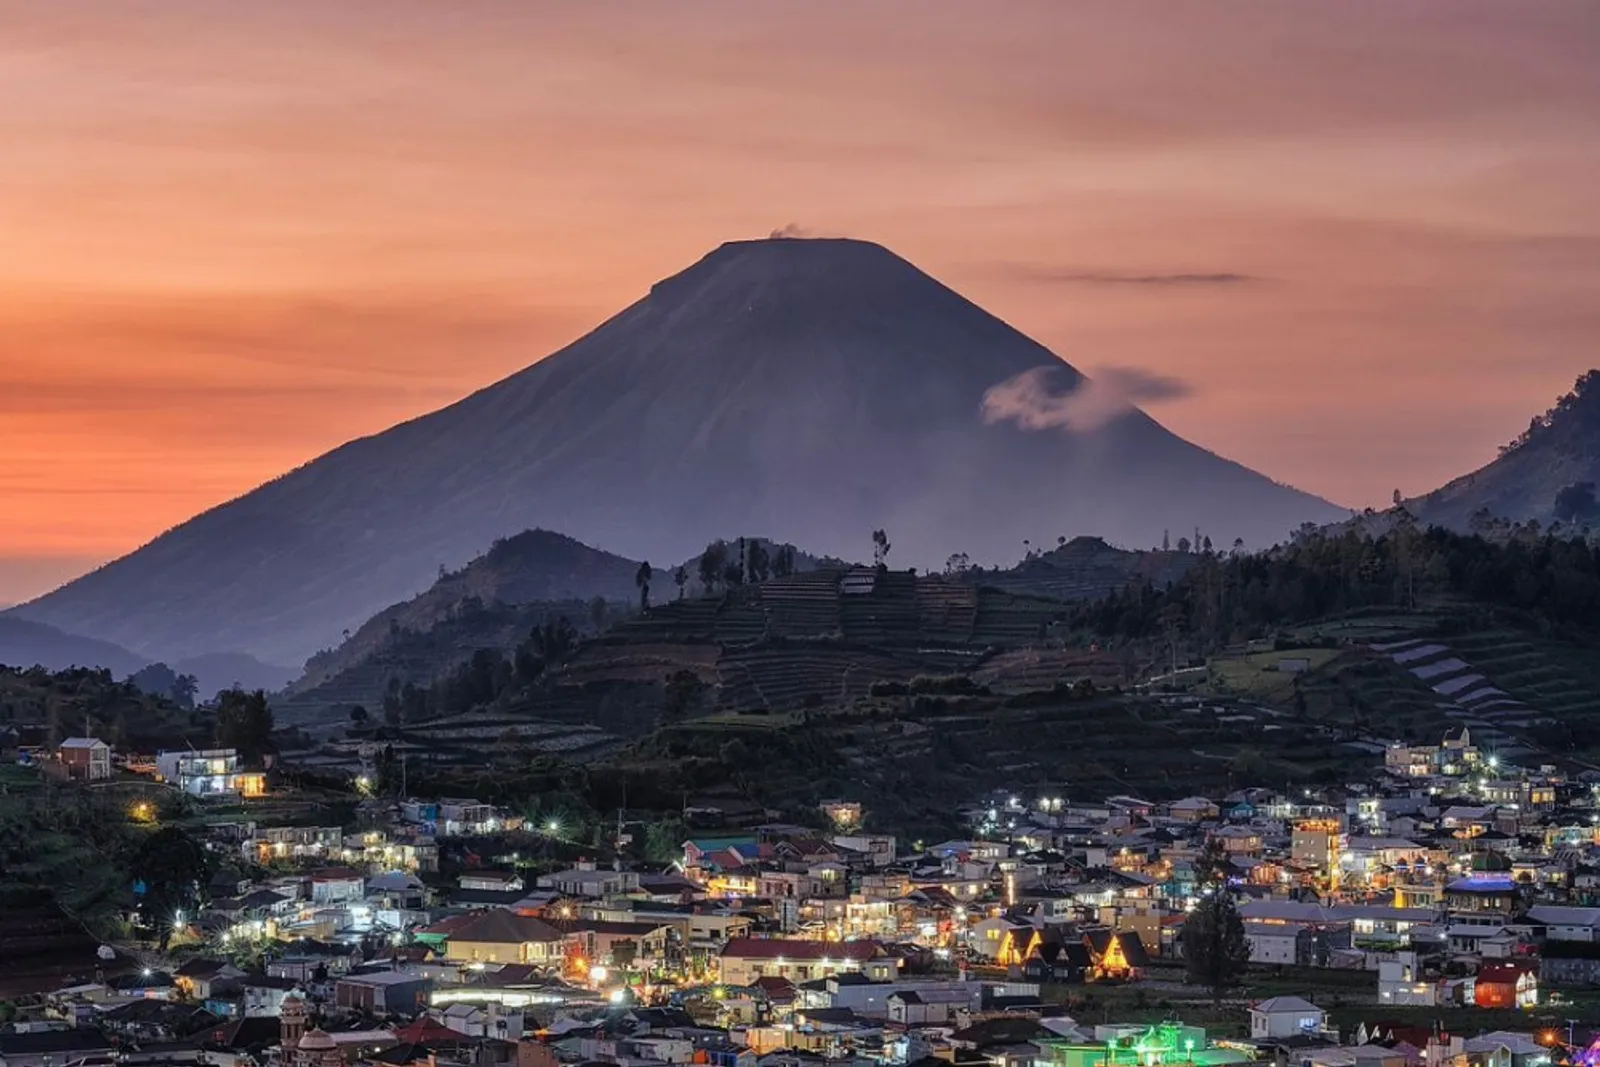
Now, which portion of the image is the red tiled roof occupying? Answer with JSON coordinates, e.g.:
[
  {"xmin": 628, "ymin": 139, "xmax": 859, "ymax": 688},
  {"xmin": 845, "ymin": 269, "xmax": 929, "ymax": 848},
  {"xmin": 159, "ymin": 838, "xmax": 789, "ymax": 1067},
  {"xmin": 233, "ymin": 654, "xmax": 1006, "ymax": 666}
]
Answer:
[
  {"xmin": 752, "ymin": 976, "xmax": 798, "ymax": 1001},
  {"xmin": 720, "ymin": 938, "xmax": 883, "ymax": 961},
  {"xmin": 393, "ymin": 1019, "xmax": 463, "ymax": 1044}
]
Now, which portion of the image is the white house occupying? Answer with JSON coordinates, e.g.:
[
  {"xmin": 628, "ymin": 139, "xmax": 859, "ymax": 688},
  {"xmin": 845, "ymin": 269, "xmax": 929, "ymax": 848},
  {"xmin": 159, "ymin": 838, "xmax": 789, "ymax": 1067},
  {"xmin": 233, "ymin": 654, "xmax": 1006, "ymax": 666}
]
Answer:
[
  {"xmin": 1250, "ymin": 996, "xmax": 1327, "ymax": 1040},
  {"xmin": 1526, "ymin": 905, "xmax": 1600, "ymax": 943},
  {"xmin": 1378, "ymin": 955, "xmax": 1441, "ymax": 1006},
  {"xmin": 1244, "ymin": 921, "xmax": 1309, "ymax": 966}
]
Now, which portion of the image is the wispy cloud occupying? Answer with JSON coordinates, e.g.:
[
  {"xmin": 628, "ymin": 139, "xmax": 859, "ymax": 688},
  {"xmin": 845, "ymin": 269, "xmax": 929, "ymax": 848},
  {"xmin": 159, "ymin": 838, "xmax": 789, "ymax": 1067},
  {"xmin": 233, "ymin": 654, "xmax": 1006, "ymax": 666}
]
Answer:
[
  {"xmin": 982, "ymin": 364, "xmax": 1194, "ymax": 433},
  {"xmin": 1002, "ymin": 266, "xmax": 1257, "ymax": 286}
]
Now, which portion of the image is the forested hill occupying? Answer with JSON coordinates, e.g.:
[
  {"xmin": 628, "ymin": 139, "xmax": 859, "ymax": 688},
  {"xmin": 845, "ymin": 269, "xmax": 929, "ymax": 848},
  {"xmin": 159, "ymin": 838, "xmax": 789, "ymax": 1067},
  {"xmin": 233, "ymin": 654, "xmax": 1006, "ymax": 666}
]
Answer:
[
  {"xmin": 1412, "ymin": 369, "xmax": 1600, "ymax": 532},
  {"xmin": 1070, "ymin": 524, "xmax": 1600, "ymax": 645}
]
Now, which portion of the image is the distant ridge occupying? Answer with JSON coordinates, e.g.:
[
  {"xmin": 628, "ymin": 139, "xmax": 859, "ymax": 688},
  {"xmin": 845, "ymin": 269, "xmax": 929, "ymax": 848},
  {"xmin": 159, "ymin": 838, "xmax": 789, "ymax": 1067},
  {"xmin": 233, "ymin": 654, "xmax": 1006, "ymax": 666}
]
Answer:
[
  {"xmin": 1410, "ymin": 370, "xmax": 1600, "ymax": 532},
  {"xmin": 11, "ymin": 236, "xmax": 1341, "ymax": 664}
]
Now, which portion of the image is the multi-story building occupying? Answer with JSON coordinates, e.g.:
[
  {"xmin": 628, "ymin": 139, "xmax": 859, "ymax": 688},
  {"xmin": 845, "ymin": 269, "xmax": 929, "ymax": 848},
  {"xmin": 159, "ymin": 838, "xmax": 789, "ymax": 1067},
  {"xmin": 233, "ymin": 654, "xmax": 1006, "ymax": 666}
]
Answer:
[{"xmin": 155, "ymin": 748, "xmax": 266, "ymax": 798}]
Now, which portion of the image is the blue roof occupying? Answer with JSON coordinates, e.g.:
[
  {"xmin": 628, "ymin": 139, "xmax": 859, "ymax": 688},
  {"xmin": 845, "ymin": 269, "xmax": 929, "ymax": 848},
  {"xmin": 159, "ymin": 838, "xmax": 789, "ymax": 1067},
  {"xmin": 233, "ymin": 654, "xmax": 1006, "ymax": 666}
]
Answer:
[{"xmin": 1448, "ymin": 876, "xmax": 1516, "ymax": 892}]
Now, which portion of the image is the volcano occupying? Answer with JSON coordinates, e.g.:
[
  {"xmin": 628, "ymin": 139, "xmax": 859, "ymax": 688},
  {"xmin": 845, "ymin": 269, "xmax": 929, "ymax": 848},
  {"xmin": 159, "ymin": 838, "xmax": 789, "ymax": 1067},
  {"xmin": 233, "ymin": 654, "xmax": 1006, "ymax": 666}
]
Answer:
[{"xmin": 12, "ymin": 237, "xmax": 1341, "ymax": 663}]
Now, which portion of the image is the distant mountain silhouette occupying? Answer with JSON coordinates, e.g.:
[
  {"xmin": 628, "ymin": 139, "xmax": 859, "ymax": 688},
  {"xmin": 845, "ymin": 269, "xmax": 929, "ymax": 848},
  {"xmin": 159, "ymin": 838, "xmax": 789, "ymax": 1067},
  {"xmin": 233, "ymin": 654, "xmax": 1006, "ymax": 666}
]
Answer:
[
  {"xmin": 1411, "ymin": 370, "xmax": 1600, "ymax": 533},
  {"xmin": 0, "ymin": 616, "xmax": 294, "ymax": 700},
  {"xmin": 10, "ymin": 237, "xmax": 1341, "ymax": 664},
  {"xmin": 0, "ymin": 617, "xmax": 147, "ymax": 677}
]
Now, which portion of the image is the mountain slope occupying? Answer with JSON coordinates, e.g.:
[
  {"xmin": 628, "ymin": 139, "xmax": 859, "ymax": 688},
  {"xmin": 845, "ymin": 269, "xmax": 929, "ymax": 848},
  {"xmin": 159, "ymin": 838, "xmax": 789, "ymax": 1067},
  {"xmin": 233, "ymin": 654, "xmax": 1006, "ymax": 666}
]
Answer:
[
  {"xmin": 1412, "ymin": 370, "xmax": 1600, "ymax": 531},
  {"xmin": 12, "ymin": 237, "xmax": 1341, "ymax": 664}
]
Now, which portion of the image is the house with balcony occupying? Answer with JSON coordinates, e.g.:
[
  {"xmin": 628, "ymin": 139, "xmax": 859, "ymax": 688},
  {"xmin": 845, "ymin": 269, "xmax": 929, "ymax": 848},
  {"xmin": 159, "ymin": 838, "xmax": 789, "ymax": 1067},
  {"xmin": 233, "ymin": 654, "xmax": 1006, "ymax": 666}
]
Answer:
[{"xmin": 155, "ymin": 748, "xmax": 266, "ymax": 799}]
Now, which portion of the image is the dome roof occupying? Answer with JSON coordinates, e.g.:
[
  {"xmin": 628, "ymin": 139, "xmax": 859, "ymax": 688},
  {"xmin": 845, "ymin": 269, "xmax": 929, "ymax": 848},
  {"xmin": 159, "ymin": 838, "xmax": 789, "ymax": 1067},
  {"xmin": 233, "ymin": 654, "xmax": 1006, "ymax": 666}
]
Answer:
[{"xmin": 298, "ymin": 1029, "xmax": 337, "ymax": 1051}]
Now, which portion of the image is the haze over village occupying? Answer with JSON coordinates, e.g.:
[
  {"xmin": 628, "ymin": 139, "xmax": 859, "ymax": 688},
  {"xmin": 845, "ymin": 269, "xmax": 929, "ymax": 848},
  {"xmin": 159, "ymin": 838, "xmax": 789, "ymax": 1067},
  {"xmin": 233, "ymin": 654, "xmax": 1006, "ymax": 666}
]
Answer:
[{"xmin": 4, "ymin": 9, "xmax": 1600, "ymax": 1067}]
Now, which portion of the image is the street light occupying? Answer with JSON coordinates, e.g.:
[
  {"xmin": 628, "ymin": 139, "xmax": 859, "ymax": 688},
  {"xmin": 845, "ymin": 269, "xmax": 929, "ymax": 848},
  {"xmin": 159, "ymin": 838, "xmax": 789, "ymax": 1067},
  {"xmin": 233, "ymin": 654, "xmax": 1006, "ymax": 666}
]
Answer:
[{"xmin": 546, "ymin": 818, "xmax": 562, "ymax": 835}]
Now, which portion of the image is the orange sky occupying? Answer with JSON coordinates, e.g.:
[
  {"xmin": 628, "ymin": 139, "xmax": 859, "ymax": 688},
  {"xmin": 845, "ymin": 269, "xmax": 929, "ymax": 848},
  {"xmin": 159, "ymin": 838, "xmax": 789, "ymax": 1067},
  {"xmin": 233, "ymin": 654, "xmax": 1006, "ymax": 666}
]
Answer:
[{"xmin": 4, "ymin": 1, "xmax": 1599, "ymax": 604}]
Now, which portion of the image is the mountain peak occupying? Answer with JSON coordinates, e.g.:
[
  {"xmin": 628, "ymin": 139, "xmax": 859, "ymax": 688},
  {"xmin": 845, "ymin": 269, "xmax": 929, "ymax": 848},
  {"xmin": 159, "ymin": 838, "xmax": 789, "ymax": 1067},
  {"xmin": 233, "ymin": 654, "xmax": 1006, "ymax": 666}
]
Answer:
[{"xmin": 12, "ymin": 236, "xmax": 1340, "ymax": 663}]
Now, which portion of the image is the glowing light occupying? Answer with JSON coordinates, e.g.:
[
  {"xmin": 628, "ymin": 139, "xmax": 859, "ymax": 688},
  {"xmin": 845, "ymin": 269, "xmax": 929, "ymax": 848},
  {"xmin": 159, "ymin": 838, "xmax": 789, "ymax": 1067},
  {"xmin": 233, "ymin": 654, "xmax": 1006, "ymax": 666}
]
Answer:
[
  {"xmin": 608, "ymin": 989, "xmax": 626, "ymax": 1004},
  {"xmin": 590, "ymin": 965, "xmax": 609, "ymax": 982},
  {"xmin": 142, "ymin": 968, "xmax": 153, "ymax": 978},
  {"xmin": 546, "ymin": 818, "xmax": 562, "ymax": 835}
]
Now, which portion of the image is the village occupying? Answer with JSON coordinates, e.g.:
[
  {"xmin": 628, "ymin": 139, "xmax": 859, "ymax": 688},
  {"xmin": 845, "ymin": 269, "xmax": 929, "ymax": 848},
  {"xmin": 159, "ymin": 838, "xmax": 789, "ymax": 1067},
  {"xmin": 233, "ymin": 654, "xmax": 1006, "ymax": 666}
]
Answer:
[{"xmin": 7, "ymin": 722, "xmax": 1600, "ymax": 1067}]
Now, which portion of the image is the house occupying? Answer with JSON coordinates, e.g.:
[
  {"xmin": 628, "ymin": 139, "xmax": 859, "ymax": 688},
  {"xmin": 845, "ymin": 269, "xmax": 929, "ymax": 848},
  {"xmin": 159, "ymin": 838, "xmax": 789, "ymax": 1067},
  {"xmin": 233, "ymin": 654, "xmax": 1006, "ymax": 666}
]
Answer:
[
  {"xmin": 1539, "ymin": 942, "xmax": 1600, "ymax": 988},
  {"xmin": 1526, "ymin": 905, "xmax": 1600, "ymax": 943},
  {"xmin": 829, "ymin": 834, "xmax": 897, "ymax": 867},
  {"xmin": 1460, "ymin": 1032, "xmax": 1546, "ymax": 1067},
  {"xmin": 1211, "ymin": 826, "xmax": 1263, "ymax": 857},
  {"xmin": 0, "ymin": 1029, "xmax": 118, "ymax": 1067},
  {"xmin": 155, "ymin": 748, "xmax": 266, "ymax": 798},
  {"xmin": 334, "ymin": 970, "xmax": 433, "ymax": 1014},
  {"xmin": 1083, "ymin": 930, "xmax": 1149, "ymax": 980},
  {"xmin": 1473, "ymin": 962, "xmax": 1537, "ymax": 1009},
  {"xmin": 460, "ymin": 871, "xmax": 525, "ymax": 893},
  {"xmin": 174, "ymin": 958, "xmax": 247, "ymax": 1001},
  {"xmin": 536, "ymin": 863, "xmax": 639, "ymax": 898},
  {"xmin": 717, "ymin": 938, "xmax": 895, "ymax": 986},
  {"xmin": 1249, "ymin": 996, "xmax": 1326, "ymax": 1040},
  {"xmin": 887, "ymin": 989, "xmax": 971, "ymax": 1026},
  {"xmin": 1445, "ymin": 875, "xmax": 1519, "ymax": 918},
  {"xmin": 1378, "ymin": 955, "xmax": 1441, "ymax": 1006},
  {"xmin": 1023, "ymin": 939, "xmax": 1093, "ymax": 984},
  {"xmin": 57, "ymin": 737, "xmax": 112, "ymax": 781},
  {"xmin": 436, "ymin": 1002, "xmax": 525, "ymax": 1039},
  {"xmin": 550, "ymin": 918, "xmax": 675, "ymax": 969},
  {"xmin": 1168, "ymin": 797, "xmax": 1219, "ymax": 823},
  {"xmin": 1245, "ymin": 921, "xmax": 1315, "ymax": 966},
  {"xmin": 309, "ymin": 868, "xmax": 366, "ymax": 904},
  {"xmin": 974, "ymin": 918, "xmax": 1040, "ymax": 963},
  {"xmin": 435, "ymin": 911, "xmax": 566, "ymax": 966},
  {"xmin": 243, "ymin": 974, "xmax": 302, "ymax": 1017}
]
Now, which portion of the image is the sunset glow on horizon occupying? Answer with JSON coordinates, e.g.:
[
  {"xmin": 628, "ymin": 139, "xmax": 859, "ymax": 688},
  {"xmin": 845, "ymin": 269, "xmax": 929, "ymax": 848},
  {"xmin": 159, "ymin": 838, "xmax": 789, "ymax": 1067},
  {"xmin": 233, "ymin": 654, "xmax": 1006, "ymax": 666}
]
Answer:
[{"xmin": 5, "ymin": 1, "xmax": 1599, "ymax": 603}]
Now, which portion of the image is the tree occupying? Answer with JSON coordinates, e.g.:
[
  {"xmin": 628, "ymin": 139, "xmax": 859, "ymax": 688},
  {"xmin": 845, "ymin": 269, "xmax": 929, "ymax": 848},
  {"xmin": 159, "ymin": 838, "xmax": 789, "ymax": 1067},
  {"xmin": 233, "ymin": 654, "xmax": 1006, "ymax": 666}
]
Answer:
[
  {"xmin": 1193, "ymin": 837, "xmax": 1232, "ymax": 890},
  {"xmin": 1555, "ymin": 482, "xmax": 1599, "ymax": 522},
  {"xmin": 698, "ymin": 541, "xmax": 729, "ymax": 594},
  {"xmin": 131, "ymin": 825, "xmax": 210, "ymax": 952},
  {"xmin": 872, "ymin": 529, "xmax": 892, "ymax": 568},
  {"xmin": 635, "ymin": 561, "xmax": 653, "ymax": 612},
  {"xmin": 382, "ymin": 679, "xmax": 404, "ymax": 727},
  {"xmin": 661, "ymin": 670, "xmax": 707, "ymax": 722},
  {"xmin": 944, "ymin": 552, "xmax": 971, "ymax": 575},
  {"xmin": 771, "ymin": 544, "xmax": 797, "ymax": 578},
  {"xmin": 529, "ymin": 617, "xmax": 578, "ymax": 667},
  {"xmin": 215, "ymin": 689, "xmax": 274, "ymax": 764},
  {"xmin": 643, "ymin": 818, "xmax": 688, "ymax": 864},
  {"xmin": 673, "ymin": 565, "xmax": 688, "ymax": 600},
  {"xmin": 747, "ymin": 541, "xmax": 771, "ymax": 583},
  {"xmin": 1176, "ymin": 537, "xmax": 1192, "ymax": 554},
  {"xmin": 171, "ymin": 674, "xmax": 199, "ymax": 709},
  {"xmin": 588, "ymin": 596, "xmax": 609, "ymax": 632},
  {"xmin": 1183, "ymin": 891, "xmax": 1252, "ymax": 998},
  {"xmin": 349, "ymin": 705, "xmax": 368, "ymax": 726}
]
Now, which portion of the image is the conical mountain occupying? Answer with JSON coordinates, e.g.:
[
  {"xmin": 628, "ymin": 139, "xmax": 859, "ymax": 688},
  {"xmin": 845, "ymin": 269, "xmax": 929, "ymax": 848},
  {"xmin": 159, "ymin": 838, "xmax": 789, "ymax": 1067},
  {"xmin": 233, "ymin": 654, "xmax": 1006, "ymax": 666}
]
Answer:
[{"xmin": 12, "ymin": 237, "xmax": 1341, "ymax": 663}]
